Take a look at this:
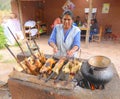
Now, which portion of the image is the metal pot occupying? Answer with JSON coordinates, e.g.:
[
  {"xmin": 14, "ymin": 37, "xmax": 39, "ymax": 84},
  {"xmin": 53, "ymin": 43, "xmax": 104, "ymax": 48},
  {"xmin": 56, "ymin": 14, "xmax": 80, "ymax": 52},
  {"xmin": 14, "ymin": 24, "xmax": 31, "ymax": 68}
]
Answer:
[
  {"xmin": 81, "ymin": 56, "xmax": 113, "ymax": 84},
  {"xmin": 88, "ymin": 56, "xmax": 111, "ymax": 69}
]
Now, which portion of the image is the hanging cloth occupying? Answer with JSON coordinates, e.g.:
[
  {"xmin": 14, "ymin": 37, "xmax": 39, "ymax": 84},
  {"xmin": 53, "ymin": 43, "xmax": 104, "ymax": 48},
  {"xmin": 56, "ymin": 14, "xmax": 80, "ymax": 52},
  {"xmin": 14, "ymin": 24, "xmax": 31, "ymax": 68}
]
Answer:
[{"xmin": 62, "ymin": 0, "xmax": 75, "ymax": 11}]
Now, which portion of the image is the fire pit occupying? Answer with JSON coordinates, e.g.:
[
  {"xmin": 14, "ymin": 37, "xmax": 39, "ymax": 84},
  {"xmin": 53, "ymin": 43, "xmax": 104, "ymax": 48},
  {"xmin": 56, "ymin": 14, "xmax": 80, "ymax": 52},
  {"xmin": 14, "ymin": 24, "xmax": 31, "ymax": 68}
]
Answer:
[
  {"xmin": 79, "ymin": 56, "xmax": 113, "ymax": 90},
  {"xmin": 8, "ymin": 63, "xmax": 120, "ymax": 99}
]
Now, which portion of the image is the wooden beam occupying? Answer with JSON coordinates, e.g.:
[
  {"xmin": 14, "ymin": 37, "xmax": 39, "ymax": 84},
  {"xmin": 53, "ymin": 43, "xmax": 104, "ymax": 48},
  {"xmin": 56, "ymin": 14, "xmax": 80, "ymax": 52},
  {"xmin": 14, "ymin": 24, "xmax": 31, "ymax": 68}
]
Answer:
[
  {"xmin": 20, "ymin": 0, "xmax": 43, "ymax": 1},
  {"xmin": 16, "ymin": 0, "xmax": 26, "ymax": 38},
  {"xmin": 85, "ymin": 0, "xmax": 93, "ymax": 46}
]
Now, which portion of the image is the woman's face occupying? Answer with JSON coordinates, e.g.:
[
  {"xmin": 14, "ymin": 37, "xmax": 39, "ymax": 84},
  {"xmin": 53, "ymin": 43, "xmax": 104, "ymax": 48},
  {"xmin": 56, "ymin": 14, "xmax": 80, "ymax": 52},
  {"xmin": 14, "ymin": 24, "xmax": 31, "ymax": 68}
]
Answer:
[
  {"xmin": 62, "ymin": 14, "xmax": 73, "ymax": 29},
  {"xmin": 91, "ymin": 20, "xmax": 95, "ymax": 24}
]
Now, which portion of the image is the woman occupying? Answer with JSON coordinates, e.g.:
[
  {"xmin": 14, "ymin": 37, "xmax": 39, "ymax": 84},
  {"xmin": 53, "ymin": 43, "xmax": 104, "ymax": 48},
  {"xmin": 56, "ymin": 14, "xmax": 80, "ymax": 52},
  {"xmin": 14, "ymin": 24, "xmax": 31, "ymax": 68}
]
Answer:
[
  {"xmin": 2, "ymin": 13, "xmax": 24, "ymax": 45},
  {"xmin": 51, "ymin": 16, "xmax": 61, "ymax": 29},
  {"xmin": 89, "ymin": 18, "xmax": 99, "ymax": 41},
  {"xmin": 48, "ymin": 10, "xmax": 81, "ymax": 58},
  {"xmin": 74, "ymin": 16, "xmax": 83, "ymax": 27}
]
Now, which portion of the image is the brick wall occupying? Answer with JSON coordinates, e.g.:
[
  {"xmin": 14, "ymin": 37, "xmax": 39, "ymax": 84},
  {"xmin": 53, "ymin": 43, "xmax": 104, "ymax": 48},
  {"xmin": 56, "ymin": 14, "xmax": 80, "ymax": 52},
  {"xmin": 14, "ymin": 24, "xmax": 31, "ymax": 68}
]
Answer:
[{"xmin": 11, "ymin": 0, "xmax": 120, "ymax": 34}]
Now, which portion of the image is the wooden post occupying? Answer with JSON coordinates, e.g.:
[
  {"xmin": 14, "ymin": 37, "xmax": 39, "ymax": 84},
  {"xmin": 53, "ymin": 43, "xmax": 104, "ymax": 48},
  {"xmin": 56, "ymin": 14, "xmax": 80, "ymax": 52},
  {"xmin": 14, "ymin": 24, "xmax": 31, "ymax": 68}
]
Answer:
[
  {"xmin": 16, "ymin": 0, "xmax": 25, "ymax": 38},
  {"xmin": 85, "ymin": 0, "xmax": 93, "ymax": 46}
]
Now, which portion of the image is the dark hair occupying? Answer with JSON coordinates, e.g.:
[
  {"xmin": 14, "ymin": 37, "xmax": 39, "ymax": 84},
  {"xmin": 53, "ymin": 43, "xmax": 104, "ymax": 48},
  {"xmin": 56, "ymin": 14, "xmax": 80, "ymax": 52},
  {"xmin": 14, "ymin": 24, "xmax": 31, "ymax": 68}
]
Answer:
[
  {"xmin": 76, "ymin": 16, "xmax": 80, "ymax": 18},
  {"xmin": 62, "ymin": 10, "xmax": 74, "ymax": 19},
  {"xmin": 91, "ymin": 18, "xmax": 97, "ymax": 23}
]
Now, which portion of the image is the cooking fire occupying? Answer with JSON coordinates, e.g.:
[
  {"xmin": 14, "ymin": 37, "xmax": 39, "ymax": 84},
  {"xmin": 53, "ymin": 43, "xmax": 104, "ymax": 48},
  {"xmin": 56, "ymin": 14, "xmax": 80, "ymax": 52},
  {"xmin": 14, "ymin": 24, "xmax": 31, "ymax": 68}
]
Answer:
[{"xmin": 77, "ymin": 79, "xmax": 105, "ymax": 90}]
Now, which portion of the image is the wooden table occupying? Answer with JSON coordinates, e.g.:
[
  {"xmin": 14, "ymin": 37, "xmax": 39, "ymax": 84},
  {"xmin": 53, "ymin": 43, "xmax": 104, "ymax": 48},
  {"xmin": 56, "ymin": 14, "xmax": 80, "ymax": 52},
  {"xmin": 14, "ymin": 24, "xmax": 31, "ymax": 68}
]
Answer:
[
  {"xmin": 79, "ymin": 27, "xmax": 88, "ymax": 31},
  {"xmin": 79, "ymin": 27, "xmax": 88, "ymax": 38}
]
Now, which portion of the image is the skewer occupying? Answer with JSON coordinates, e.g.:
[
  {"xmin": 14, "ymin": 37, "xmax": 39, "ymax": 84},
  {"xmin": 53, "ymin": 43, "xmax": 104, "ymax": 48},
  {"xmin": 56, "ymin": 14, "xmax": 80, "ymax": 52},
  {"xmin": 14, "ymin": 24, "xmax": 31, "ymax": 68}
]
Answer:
[
  {"xmin": 7, "ymin": 27, "xmax": 26, "ymax": 58},
  {"xmin": 54, "ymin": 71, "xmax": 65, "ymax": 83},
  {"xmin": 55, "ymin": 58, "xmax": 82, "ymax": 85},
  {"xmin": 45, "ymin": 72, "xmax": 55, "ymax": 82},
  {"xmin": 26, "ymin": 41, "xmax": 36, "ymax": 59},
  {"xmin": 79, "ymin": 49, "xmax": 81, "ymax": 60},
  {"xmin": 54, "ymin": 59, "xmax": 70, "ymax": 83},
  {"xmin": 32, "ymin": 38, "xmax": 41, "ymax": 55},
  {"xmin": 4, "ymin": 44, "xmax": 25, "ymax": 70},
  {"xmin": 32, "ymin": 38, "xmax": 47, "ymax": 65},
  {"xmin": 26, "ymin": 41, "xmax": 42, "ymax": 70},
  {"xmin": 39, "ymin": 57, "xmax": 56, "ymax": 76},
  {"xmin": 45, "ymin": 57, "xmax": 65, "ymax": 82},
  {"xmin": 7, "ymin": 27, "xmax": 37, "ymax": 75}
]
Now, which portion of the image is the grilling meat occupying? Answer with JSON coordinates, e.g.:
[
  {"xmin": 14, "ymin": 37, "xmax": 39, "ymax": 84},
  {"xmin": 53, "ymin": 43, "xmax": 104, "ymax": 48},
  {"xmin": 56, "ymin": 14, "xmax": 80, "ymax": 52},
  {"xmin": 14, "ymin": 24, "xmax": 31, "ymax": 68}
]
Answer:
[
  {"xmin": 52, "ymin": 57, "xmax": 66, "ymax": 75},
  {"xmin": 40, "ymin": 57, "xmax": 56, "ymax": 73}
]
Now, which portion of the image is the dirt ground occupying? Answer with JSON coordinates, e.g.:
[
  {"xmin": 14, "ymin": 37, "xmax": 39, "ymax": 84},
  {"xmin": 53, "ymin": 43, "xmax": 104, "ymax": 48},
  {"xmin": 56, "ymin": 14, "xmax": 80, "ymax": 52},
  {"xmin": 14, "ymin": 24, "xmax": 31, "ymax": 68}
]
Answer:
[{"xmin": 0, "ymin": 34, "xmax": 120, "ymax": 98}]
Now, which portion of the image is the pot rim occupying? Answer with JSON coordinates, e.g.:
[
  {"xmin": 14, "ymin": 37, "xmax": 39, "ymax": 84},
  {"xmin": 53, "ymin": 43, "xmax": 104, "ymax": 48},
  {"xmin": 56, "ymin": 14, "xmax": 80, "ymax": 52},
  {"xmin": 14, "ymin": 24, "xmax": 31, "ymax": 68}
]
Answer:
[{"xmin": 88, "ymin": 55, "xmax": 111, "ymax": 68}]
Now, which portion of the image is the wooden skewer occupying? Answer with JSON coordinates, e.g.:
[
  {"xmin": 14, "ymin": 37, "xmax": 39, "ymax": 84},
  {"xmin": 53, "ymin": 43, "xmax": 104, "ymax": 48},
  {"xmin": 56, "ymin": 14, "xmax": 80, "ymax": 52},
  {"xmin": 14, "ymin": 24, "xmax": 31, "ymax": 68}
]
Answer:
[
  {"xmin": 7, "ymin": 27, "xmax": 37, "ymax": 74},
  {"xmin": 26, "ymin": 41, "xmax": 36, "ymax": 59},
  {"xmin": 4, "ymin": 44, "xmax": 25, "ymax": 70},
  {"xmin": 7, "ymin": 27, "xmax": 26, "ymax": 58},
  {"xmin": 26, "ymin": 41, "xmax": 42, "ymax": 69},
  {"xmin": 32, "ymin": 38, "xmax": 41, "ymax": 55}
]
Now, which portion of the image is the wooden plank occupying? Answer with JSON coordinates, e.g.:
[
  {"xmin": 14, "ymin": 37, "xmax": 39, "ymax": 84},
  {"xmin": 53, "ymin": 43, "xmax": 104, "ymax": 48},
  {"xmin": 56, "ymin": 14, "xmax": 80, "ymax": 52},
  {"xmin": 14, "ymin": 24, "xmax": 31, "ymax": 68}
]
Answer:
[
  {"xmin": 9, "ymin": 70, "xmax": 75, "ymax": 90},
  {"xmin": 79, "ymin": 27, "xmax": 88, "ymax": 31}
]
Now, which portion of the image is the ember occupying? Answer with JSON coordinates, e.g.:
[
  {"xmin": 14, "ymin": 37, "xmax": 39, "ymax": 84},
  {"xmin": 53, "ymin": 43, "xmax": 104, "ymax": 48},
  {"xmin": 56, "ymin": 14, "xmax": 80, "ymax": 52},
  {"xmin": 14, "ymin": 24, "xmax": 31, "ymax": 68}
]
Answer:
[{"xmin": 78, "ymin": 79, "xmax": 104, "ymax": 90}]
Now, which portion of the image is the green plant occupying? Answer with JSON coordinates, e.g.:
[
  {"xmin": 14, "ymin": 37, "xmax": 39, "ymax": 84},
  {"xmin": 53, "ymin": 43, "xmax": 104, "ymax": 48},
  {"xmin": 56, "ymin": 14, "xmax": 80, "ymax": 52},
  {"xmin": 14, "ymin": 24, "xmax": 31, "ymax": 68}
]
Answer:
[
  {"xmin": 0, "ymin": 54, "xmax": 3, "ymax": 60},
  {"xmin": 0, "ymin": 25, "xmax": 7, "ymax": 49},
  {"xmin": 14, "ymin": 42, "xmax": 21, "ymax": 47},
  {"xmin": 2, "ymin": 59, "xmax": 16, "ymax": 63},
  {"xmin": 0, "ymin": 0, "xmax": 11, "ymax": 10}
]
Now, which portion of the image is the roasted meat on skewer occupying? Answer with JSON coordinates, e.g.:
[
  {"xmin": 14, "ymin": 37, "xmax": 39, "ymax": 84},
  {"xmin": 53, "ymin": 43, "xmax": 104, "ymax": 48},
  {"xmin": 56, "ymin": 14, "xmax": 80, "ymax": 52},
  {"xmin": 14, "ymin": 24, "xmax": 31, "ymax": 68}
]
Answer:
[
  {"xmin": 40, "ymin": 57, "xmax": 56, "ymax": 74},
  {"xmin": 45, "ymin": 57, "xmax": 66, "ymax": 82},
  {"xmin": 36, "ymin": 52, "xmax": 46, "ymax": 65},
  {"xmin": 24, "ymin": 58, "xmax": 39, "ymax": 75},
  {"xmin": 70, "ymin": 59, "xmax": 82, "ymax": 79}
]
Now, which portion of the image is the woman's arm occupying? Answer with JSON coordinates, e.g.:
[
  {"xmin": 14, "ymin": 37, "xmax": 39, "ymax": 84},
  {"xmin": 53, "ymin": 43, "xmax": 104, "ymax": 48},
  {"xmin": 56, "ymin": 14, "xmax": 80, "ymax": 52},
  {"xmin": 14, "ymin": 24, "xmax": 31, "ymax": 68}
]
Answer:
[
  {"xmin": 48, "ymin": 27, "xmax": 57, "ymax": 45},
  {"xmin": 49, "ymin": 42, "xmax": 58, "ymax": 53},
  {"xmin": 67, "ymin": 31, "xmax": 81, "ymax": 57},
  {"xmin": 72, "ymin": 31, "xmax": 80, "ymax": 49},
  {"xmin": 48, "ymin": 27, "xmax": 58, "ymax": 53}
]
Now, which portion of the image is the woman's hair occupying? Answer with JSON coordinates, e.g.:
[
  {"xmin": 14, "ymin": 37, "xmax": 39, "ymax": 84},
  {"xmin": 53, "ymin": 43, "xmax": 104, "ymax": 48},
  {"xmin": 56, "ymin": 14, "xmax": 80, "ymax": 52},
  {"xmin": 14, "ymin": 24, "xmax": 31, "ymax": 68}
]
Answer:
[
  {"xmin": 76, "ymin": 16, "xmax": 80, "ymax": 19},
  {"xmin": 91, "ymin": 18, "xmax": 97, "ymax": 23},
  {"xmin": 9, "ymin": 13, "xmax": 17, "ymax": 19},
  {"xmin": 62, "ymin": 10, "xmax": 74, "ymax": 19}
]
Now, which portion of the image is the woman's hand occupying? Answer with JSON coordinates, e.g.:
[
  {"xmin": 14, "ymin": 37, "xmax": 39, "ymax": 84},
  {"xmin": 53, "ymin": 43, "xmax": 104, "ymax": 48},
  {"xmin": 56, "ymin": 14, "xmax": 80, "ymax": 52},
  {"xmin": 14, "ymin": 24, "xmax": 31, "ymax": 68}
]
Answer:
[
  {"xmin": 67, "ymin": 46, "xmax": 79, "ymax": 57},
  {"xmin": 49, "ymin": 42, "xmax": 58, "ymax": 54},
  {"xmin": 67, "ymin": 50, "xmax": 74, "ymax": 57},
  {"xmin": 53, "ymin": 46, "xmax": 58, "ymax": 53}
]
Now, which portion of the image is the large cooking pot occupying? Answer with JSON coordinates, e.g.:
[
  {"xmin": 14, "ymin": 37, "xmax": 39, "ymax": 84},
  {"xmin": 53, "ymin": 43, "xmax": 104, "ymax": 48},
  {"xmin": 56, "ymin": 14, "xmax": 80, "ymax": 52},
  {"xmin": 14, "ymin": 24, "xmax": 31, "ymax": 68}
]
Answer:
[
  {"xmin": 81, "ymin": 56, "xmax": 113, "ymax": 84},
  {"xmin": 88, "ymin": 56, "xmax": 111, "ymax": 69}
]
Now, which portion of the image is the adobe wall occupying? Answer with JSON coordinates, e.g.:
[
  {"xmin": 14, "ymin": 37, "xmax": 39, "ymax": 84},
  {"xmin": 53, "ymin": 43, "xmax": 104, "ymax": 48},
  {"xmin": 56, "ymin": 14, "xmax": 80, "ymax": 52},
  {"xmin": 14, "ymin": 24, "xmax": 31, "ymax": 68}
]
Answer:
[
  {"xmin": 11, "ymin": 0, "xmax": 120, "ymax": 34},
  {"xmin": 44, "ymin": 0, "xmax": 120, "ymax": 33}
]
